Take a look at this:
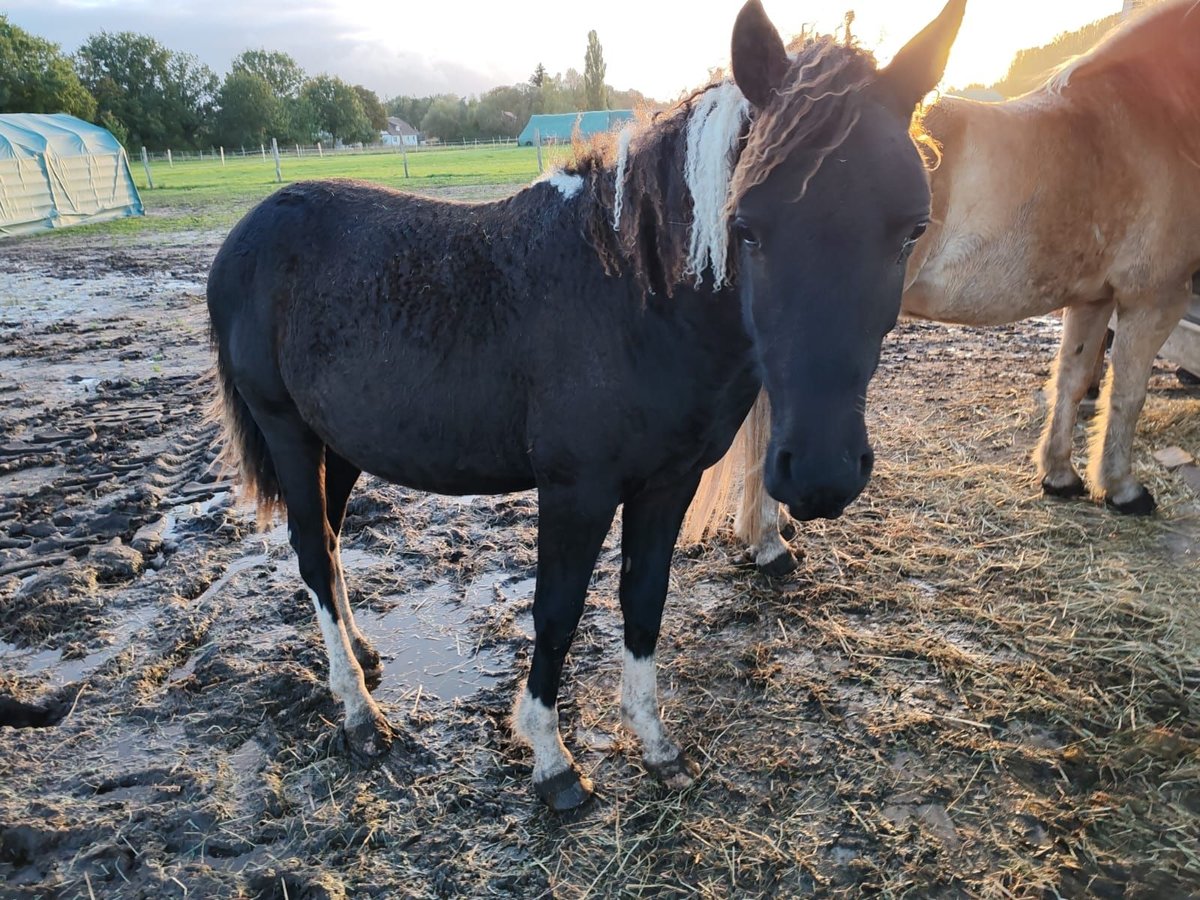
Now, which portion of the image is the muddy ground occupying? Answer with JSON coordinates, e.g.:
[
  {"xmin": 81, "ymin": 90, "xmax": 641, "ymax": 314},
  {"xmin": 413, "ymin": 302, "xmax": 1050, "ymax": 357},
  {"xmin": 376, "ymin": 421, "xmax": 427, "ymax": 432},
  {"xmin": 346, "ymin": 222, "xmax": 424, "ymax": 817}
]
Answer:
[{"xmin": 0, "ymin": 190, "xmax": 1198, "ymax": 899}]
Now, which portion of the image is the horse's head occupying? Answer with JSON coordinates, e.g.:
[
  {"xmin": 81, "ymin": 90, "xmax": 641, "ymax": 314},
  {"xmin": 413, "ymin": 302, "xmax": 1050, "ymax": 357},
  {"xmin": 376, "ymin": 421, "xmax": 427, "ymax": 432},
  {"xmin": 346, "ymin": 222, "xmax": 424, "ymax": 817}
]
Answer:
[{"xmin": 729, "ymin": 0, "xmax": 964, "ymax": 521}]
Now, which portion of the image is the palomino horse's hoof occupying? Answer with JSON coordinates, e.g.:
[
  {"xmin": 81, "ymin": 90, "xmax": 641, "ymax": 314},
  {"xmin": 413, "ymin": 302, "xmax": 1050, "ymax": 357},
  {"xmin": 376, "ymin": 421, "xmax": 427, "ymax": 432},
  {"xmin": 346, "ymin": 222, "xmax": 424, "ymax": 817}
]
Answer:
[
  {"xmin": 758, "ymin": 549, "xmax": 798, "ymax": 578},
  {"xmin": 341, "ymin": 711, "xmax": 394, "ymax": 763},
  {"xmin": 646, "ymin": 750, "xmax": 700, "ymax": 790},
  {"xmin": 535, "ymin": 766, "xmax": 594, "ymax": 812},
  {"xmin": 1041, "ymin": 475, "xmax": 1088, "ymax": 499},
  {"xmin": 1105, "ymin": 487, "xmax": 1157, "ymax": 516}
]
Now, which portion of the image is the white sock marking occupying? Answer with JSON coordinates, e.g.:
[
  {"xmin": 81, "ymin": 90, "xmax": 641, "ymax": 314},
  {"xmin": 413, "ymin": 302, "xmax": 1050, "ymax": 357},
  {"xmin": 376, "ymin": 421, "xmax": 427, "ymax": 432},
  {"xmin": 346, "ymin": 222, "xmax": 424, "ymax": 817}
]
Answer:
[
  {"xmin": 513, "ymin": 688, "xmax": 573, "ymax": 782},
  {"xmin": 621, "ymin": 650, "xmax": 680, "ymax": 766},
  {"xmin": 309, "ymin": 589, "xmax": 374, "ymax": 726}
]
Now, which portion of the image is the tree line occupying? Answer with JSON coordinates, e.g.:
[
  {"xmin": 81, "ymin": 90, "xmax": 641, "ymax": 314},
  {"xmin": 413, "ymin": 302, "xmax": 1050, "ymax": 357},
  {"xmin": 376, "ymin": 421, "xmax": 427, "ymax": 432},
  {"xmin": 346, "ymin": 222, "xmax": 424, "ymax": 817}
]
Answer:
[{"xmin": 0, "ymin": 16, "xmax": 653, "ymax": 151}]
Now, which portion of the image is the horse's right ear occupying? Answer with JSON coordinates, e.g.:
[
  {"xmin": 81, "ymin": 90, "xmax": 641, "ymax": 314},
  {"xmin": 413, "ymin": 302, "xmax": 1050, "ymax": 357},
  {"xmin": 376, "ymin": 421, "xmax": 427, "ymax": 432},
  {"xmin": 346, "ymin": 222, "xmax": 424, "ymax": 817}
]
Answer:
[
  {"xmin": 876, "ymin": 0, "xmax": 967, "ymax": 115},
  {"xmin": 731, "ymin": 0, "xmax": 790, "ymax": 109}
]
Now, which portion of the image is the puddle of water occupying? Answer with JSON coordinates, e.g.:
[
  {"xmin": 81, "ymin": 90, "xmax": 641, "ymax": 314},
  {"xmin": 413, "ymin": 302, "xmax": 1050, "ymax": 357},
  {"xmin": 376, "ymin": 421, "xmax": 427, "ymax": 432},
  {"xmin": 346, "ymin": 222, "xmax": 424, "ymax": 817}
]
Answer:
[
  {"xmin": 0, "ymin": 605, "xmax": 158, "ymax": 684},
  {"xmin": 359, "ymin": 571, "xmax": 534, "ymax": 703}
]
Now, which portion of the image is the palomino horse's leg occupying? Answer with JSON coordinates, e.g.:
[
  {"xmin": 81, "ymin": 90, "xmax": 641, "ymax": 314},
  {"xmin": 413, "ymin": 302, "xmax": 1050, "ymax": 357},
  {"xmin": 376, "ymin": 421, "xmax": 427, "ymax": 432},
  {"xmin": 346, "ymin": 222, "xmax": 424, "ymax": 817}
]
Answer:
[
  {"xmin": 1088, "ymin": 290, "xmax": 1191, "ymax": 513},
  {"xmin": 251, "ymin": 407, "xmax": 392, "ymax": 759},
  {"xmin": 619, "ymin": 475, "xmax": 703, "ymax": 788},
  {"xmin": 323, "ymin": 448, "xmax": 381, "ymax": 688},
  {"xmin": 1036, "ymin": 300, "xmax": 1115, "ymax": 498},
  {"xmin": 735, "ymin": 390, "xmax": 797, "ymax": 575},
  {"xmin": 512, "ymin": 488, "xmax": 616, "ymax": 810}
]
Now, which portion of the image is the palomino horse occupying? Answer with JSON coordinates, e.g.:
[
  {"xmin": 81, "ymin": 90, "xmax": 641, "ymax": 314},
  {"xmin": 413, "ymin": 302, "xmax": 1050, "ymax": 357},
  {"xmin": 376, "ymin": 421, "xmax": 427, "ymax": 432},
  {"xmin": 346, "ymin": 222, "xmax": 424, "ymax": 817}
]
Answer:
[
  {"xmin": 207, "ymin": 0, "xmax": 965, "ymax": 809},
  {"xmin": 694, "ymin": 0, "xmax": 1200, "ymax": 575}
]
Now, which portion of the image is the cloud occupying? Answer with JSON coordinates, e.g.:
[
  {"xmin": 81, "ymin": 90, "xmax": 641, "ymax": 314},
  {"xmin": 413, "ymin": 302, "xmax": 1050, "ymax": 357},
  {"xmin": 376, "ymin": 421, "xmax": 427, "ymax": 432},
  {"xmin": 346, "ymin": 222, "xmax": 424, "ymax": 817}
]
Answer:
[{"xmin": 3, "ymin": 0, "xmax": 516, "ymax": 98}]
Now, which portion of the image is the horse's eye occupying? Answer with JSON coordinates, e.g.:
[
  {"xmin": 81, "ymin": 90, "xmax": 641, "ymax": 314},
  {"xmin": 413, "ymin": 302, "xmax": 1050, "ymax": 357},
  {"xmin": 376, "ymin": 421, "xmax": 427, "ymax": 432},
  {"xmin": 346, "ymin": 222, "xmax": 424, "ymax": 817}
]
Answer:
[
  {"xmin": 734, "ymin": 219, "xmax": 760, "ymax": 249},
  {"xmin": 897, "ymin": 221, "xmax": 929, "ymax": 264}
]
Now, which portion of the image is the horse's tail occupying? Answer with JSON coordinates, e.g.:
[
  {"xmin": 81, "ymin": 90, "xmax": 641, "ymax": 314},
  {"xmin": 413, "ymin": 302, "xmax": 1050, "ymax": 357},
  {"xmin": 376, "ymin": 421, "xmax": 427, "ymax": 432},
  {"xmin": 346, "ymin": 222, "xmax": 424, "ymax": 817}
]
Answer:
[
  {"xmin": 207, "ymin": 346, "xmax": 285, "ymax": 528},
  {"xmin": 681, "ymin": 389, "xmax": 772, "ymax": 546}
]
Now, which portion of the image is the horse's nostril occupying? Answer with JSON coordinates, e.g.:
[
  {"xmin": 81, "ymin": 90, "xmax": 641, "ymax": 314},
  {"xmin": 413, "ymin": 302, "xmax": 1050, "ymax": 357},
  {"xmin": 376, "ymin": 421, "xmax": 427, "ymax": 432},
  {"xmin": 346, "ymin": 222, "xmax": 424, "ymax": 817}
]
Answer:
[
  {"xmin": 859, "ymin": 449, "xmax": 875, "ymax": 478},
  {"xmin": 776, "ymin": 450, "xmax": 794, "ymax": 480}
]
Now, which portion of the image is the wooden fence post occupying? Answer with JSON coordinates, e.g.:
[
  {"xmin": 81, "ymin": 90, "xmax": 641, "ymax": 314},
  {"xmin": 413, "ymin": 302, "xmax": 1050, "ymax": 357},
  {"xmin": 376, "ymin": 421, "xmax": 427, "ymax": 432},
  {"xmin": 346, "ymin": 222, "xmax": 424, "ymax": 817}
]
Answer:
[
  {"xmin": 219, "ymin": 146, "xmax": 225, "ymax": 167},
  {"xmin": 166, "ymin": 149, "xmax": 173, "ymax": 168},
  {"xmin": 317, "ymin": 142, "xmax": 323, "ymax": 158},
  {"xmin": 535, "ymin": 129, "xmax": 543, "ymax": 174},
  {"xmin": 140, "ymin": 147, "xmax": 154, "ymax": 189},
  {"xmin": 260, "ymin": 144, "xmax": 266, "ymax": 160},
  {"xmin": 401, "ymin": 141, "xmax": 410, "ymax": 178},
  {"xmin": 271, "ymin": 138, "xmax": 282, "ymax": 183}
]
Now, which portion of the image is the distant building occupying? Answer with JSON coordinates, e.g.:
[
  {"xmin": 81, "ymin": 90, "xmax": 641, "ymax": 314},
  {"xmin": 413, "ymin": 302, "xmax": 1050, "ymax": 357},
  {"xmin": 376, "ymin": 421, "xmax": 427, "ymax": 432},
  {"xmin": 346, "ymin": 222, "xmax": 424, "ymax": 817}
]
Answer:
[
  {"xmin": 381, "ymin": 117, "xmax": 420, "ymax": 147},
  {"xmin": 517, "ymin": 110, "xmax": 635, "ymax": 147}
]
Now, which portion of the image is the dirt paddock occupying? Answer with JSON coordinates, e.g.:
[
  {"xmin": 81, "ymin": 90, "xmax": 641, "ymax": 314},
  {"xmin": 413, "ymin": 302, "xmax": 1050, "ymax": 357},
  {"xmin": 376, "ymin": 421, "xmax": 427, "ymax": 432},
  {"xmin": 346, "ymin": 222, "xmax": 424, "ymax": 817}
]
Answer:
[{"xmin": 1, "ymin": 190, "xmax": 1198, "ymax": 899}]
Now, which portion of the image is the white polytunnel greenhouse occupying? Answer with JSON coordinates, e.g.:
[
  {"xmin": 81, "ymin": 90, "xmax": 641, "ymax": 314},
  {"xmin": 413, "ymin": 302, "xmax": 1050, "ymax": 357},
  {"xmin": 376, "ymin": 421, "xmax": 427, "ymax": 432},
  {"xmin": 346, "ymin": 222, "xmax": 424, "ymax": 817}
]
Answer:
[{"xmin": 0, "ymin": 113, "xmax": 143, "ymax": 237}]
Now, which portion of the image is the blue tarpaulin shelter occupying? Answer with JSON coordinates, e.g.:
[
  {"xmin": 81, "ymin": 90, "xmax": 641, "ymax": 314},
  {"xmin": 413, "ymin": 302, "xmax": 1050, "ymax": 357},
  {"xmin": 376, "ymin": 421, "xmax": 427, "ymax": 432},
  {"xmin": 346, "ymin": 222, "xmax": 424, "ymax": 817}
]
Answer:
[
  {"xmin": 518, "ymin": 110, "xmax": 635, "ymax": 146},
  {"xmin": 0, "ymin": 113, "xmax": 143, "ymax": 237}
]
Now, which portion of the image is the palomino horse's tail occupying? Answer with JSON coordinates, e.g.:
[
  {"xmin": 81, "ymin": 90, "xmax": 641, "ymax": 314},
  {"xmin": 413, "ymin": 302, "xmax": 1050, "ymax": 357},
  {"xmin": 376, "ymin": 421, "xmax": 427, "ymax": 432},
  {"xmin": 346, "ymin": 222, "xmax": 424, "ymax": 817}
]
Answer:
[
  {"xmin": 207, "ymin": 350, "xmax": 285, "ymax": 527},
  {"xmin": 681, "ymin": 390, "xmax": 773, "ymax": 546}
]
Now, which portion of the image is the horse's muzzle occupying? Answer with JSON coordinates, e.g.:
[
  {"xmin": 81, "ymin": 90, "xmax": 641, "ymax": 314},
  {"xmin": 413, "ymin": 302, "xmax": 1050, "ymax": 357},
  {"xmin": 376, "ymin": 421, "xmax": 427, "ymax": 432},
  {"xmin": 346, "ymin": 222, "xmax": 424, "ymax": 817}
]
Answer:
[{"xmin": 766, "ymin": 444, "xmax": 874, "ymax": 521}]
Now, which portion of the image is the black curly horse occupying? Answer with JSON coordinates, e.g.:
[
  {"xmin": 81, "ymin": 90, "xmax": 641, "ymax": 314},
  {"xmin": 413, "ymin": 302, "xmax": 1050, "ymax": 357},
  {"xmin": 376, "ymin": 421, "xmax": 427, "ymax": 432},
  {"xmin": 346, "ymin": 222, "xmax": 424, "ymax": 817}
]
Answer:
[{"xmin": 206, "ymin": 0, "xmax": 965, "ymax": 809}]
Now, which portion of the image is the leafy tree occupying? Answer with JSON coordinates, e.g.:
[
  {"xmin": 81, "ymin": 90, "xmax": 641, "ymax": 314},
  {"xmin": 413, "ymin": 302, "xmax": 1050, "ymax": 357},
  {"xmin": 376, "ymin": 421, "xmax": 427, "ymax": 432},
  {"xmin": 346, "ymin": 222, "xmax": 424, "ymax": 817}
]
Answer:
[
  {"xmin": 301, "ymin": 75, "xmax": 373, "ymax": 144},
  {"xmin": 75, "ymin": 31, "xmax": 217, "ymax": 150},
  {"xmin": 215, "ymin": 70, "xmax": 278, "ymax": 148},
  {"xmin": 231, "ymin": 49, "xmax": 305, "ymax": 100},
  {"xmin": 420, "ymin": 96, "xmax": 470, "ymax": 142},
  {"xmin": 584, "ymin": 30, "xmax": 607, "ymax": 110},
  {"xmin": 529, "ymin": 63, "xmax": 547, "ymax": 88},
  {"xmin": 0, "ymin": 16, "xmax": 96, "ymax": 119},
  {"xmin": 385, "ymin": 95, "xmax": 435, "ymax": 130},
  {"xmin": 352, "ymin": 84, "xmax": 387, "ymax": 132}
]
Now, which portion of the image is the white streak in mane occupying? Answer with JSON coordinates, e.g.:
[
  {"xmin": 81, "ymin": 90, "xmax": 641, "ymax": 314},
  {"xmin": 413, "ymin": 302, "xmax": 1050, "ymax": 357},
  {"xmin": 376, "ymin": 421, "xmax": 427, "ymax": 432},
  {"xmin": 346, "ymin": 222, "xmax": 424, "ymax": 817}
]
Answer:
[
  {"xmin": 683, "ymin": 80, "xmax": 750, "ymax": 290},
  {"xmin": 611, "ymin": 124, "xmax": 635, "ymax": 231},
  {"xmin": 536, "ymin": 169, "xmax": 584, "ymax": 199}
]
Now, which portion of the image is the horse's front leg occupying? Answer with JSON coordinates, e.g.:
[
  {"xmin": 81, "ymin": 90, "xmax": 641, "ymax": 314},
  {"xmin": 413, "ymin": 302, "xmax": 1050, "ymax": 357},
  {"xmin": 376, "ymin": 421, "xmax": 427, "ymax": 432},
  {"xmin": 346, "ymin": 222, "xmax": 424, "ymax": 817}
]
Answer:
[
  {"xmin": 619, "ymin": 474, "xmax": 703, "ymax": 788},
  {"xmin": 512, "ymin": 487, "xmax": 616, "ymax": 811},
  {"xmin": 1036, "ymin": 300, "xmax": 1114, "ymax": 498},
  {"xmin": 1088, "ymin": 289, "xmax": 1191, "ymax": 513}
]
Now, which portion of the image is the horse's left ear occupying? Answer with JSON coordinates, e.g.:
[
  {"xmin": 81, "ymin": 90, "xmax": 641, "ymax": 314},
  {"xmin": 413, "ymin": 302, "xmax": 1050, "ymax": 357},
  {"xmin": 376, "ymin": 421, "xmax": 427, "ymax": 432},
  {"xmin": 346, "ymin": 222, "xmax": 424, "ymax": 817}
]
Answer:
[
  {"xmin": 731, "ymin": 0, "xmax": 790, "ymax": 109},
  {"xmin": 876, "ymin": 0, "xmax": 967, "ymax": 115}
]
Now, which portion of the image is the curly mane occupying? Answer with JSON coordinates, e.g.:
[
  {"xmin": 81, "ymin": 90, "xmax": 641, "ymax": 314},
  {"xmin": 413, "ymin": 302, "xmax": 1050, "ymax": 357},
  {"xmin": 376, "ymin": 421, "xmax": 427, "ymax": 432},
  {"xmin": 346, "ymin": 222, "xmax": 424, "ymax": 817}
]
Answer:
[{"xmin": 564, "ymin": 34, "xmax": 887, "ymax": 298}]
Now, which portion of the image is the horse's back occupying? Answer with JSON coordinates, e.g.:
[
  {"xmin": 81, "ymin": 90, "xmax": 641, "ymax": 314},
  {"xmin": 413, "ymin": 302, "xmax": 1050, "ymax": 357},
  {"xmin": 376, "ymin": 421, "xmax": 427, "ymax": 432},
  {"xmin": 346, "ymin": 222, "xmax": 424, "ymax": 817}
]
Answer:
[{"xmin": 206, "ymin": 180, "xmax": 548, "ymax": 491}]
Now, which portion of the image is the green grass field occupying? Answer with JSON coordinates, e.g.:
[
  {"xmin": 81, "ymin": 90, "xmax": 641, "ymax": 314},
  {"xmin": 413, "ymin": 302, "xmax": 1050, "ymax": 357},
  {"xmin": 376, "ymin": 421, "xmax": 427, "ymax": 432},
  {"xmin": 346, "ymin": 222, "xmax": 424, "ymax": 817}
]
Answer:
[{"xmin": 59, "ymin": 144, "xmax": 575, "ymax": 238}]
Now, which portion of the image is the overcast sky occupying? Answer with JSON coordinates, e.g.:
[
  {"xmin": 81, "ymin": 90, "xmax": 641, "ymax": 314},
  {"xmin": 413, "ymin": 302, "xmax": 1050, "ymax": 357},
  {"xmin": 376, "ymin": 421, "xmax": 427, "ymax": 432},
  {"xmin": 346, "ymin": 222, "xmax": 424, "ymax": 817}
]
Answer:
[{"xmin": 9, "ymin": 1, "xmax": 1126, "ymax": 101}]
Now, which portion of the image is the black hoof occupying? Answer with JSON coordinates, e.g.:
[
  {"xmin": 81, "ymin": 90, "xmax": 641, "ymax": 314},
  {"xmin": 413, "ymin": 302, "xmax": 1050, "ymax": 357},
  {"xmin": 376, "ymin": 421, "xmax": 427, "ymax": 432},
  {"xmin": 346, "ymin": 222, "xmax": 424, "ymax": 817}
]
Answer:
[
  {"xmin": 341, "ymin": 711, "xmax": 393, "ymax": 763},
  {"xmin": 1105, "ymin": 487, "xmax": 1157, "ymax": 516},
  {"xmin": 355, "ymin": 643, "xmax": 383, "ymax": 691},
  {"xmin": 645, "ymin": 750, "xmax": 700, "ymax": 790},
  {"xmin": 779, "ymin": 520, "xmax": 797, "ymax": 541},
  {"xmin": 758, "ymin": 549, "xmax": 798, "ymax": 578},
  {"xmin": 534, "ymin": 766, "xmax": 594, "ymax": 812},
  {"xmin": 1042, "ymin": 475, "xmax": 1087, "ymax": 499}
]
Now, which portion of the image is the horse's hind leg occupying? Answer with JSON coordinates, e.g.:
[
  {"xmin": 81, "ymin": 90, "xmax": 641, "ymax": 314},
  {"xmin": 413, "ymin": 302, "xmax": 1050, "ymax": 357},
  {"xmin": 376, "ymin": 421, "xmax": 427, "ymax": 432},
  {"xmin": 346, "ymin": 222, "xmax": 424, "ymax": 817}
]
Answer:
[
  {"xmin": 735, "ymin": 391, "xmax": 797, "ymax": 575},
  {"xmin": 512, "ymin": 487, "xmax": 616, "ymax": 810},
  {"xmin": 619, "ymin": 475, "xmax": 703, "ymax": 789},
  {"xmin": 250, "ymin": 405, "xmax": 392, "ymax": 759},
  {"xmin": 1036, "ymin": 300, "xmax": 1114, "ymax": 498},
  {"xmin": 1088, "ymin": 290, "xmax": 1191, "ymax": 514},
  {"xmin": 324, "ymin": 448, "xmax": 382, "ymax": 688}
]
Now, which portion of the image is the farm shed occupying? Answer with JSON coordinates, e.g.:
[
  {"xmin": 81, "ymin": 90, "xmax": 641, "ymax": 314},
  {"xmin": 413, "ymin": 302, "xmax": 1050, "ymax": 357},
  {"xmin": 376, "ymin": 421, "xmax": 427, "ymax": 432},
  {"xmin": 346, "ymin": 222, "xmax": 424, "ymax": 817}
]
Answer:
[
  {"xmin": 518, "ymin": 110, "xmax": 635, "ymax": 146},
  {"xmin": 0, "ymin": 113, "xmax": 143, "ymax": 238}
]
